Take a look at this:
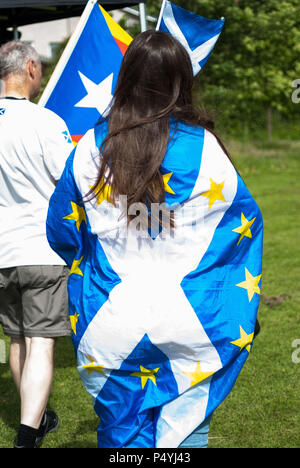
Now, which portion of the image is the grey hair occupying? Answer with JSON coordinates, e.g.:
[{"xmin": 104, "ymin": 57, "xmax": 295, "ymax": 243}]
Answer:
[{"xmin": 0, "ymin": 41, "xmax": 40, "ymax": 79}]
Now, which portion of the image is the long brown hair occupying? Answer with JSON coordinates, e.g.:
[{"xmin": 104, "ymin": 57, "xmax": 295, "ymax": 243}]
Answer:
[{"xmin": 88, "ymin": 30, "xmax": 224, "ymax": 227}]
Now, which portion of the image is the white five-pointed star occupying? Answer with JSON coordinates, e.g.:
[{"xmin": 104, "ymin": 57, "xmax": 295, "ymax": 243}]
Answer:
[{"xmin": 75, "ymin": 71, "xmax": 113, "ymax": 115}]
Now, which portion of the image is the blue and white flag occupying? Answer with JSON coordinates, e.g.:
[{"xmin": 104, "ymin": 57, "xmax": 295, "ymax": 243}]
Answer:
[
  {"xmin": 46, "ymin": 118, "xmax": 263, "ymax": 448},
  {"xmin": 156, "ymin": 0, "xmax": 225, "ymax": 75},
  {"xmin": 39, "ymin": 0, "xmax": 132, "ymax": 146}
]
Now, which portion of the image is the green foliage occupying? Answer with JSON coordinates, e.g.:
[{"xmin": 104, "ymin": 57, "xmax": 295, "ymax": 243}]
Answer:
[{"xmin": 133, "ymin": 0, "xmax": 300, "ymax": 137}]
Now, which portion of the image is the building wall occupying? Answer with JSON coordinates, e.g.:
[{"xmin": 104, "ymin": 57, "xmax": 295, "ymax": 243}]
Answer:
[{"xmin": 18, "ymin": 10, "xmax": 125, "ymax": 61}]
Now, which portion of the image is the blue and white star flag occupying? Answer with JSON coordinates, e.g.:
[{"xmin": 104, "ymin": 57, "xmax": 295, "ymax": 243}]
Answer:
[
  {"xmin": 46, "ymin": 119, "xmax": 263, "ymax": 448},
  {"xmin": 39, "ymin": 0, "xmax": 132, "ymax": 146},
  {"xmin": 156, "ymin": 0, "xmax": 225, "ymax": 75}
]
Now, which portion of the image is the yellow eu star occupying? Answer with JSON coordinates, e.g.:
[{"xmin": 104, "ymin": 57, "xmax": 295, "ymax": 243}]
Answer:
[
  {"xmin": 232, "ymin": 213, "xmax": 256, "ymax": 245},
  {"xmin": 70, "ymin": 311, "xmax": 79, "ymax": 335},
  {"xmin": 231, "ymin": 325, "xmax": 254, "ymax": 353},
  {"xmin": 63, "ymin": 201, "xmax": 87, "ymax": 231},
  {"xmin": 183, "ymin": 361, "xmax": 215, "ymax": 387},
  {"xmin": 201, "ymin": 178, "xmax": 226, "ymax": 209},
  {"xmin": 130, "ymin": 365, "xmax": 160, "ymax": 389},
  {"xmin": 89, "ymin": 179, "xmax": 112, "ymax": 206},
  {"xmin": 82, "ymin": 355, "xmax": 106, "ymax": 375},
  {"xmin": 69, "ymin": 256, "xmax": 84, "ymax": 276},
  {"xmin": 162, "ymin": 172, "xmax": 176, "ymax": 195},
  {"xmin": 236, "ymin": 267, "xmax": 261, "ymax": 302}
]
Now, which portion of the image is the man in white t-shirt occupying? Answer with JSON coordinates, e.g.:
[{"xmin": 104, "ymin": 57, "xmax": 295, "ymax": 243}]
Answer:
[{"xmin": 0, "ymin": 41, "xmax": 74, "ymax": 448}]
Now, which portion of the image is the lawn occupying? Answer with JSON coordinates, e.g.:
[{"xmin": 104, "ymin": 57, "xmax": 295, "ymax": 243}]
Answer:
[
  {"xmin": 208, "ymin": 137, "xmax": 300, "ymax": 448},
  {"xmin": 0, "ymin": 137, "xmax": 300, "ymax": 448}
]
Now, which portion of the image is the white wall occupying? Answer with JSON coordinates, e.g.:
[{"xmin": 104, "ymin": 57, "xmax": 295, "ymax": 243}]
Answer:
[
  {"xmin": 19, "ymin": 17, "xmax": 80, "ymax": 60},
  {"xmin": 18, "ymin": 10, "xmax": 125, "ymax": 61}
]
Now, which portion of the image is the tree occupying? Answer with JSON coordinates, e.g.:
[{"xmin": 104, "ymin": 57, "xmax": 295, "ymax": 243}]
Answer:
[{"xmin": 137, "ymin": 0, "xmax": 300, "ymax": 139}]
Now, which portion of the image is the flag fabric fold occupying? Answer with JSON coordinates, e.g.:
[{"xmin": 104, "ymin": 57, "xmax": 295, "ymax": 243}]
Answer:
[
  {"xmin": 39, "ymin": 0, "xmax": 132, "ymax": 146},
  {"xmin": 156, "ymin": 0, "xmax": 225, "ymax": 75},
  {"xmin": 46, "ymin": 119, "xmax": 263, "ymax": 448}
]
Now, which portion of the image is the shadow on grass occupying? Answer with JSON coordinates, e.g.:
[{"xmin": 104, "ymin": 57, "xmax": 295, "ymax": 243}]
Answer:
[
  {"xmin": 0, "ymin": 362, "xmax": 20, "ymax": 435},
  {"xmin": 60, "ymin": 441, "xmax": 97, "ymax": 448},
  {"xmin": 54, "ymin": 336, "xmax": 77, "ymax": 368},
  {"xmin": 55, "ymin": 419, "xmax": 98, "ymax": 448}
]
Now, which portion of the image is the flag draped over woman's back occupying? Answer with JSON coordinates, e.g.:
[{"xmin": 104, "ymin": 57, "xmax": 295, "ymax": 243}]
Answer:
[{"xmin": 46, "ymin": 118, "xmax": 263, "ymax": 447}]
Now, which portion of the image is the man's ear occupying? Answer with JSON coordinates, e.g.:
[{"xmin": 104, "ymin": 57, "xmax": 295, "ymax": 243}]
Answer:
[{"xmin": 27, "ymin": 59, "xmax": 35, "ymax": 79}]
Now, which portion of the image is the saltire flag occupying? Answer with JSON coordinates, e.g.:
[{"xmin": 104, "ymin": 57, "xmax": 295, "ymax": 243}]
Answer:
[
  {"xmin": 46, "ymin": 118, "xmax": 263, "ymax": 447},
  {"xmin": 156, "ymin": 0, "xmax": 225, "ymax": 75},
  {"xmin": 39, "ymin": 0, "xmax": 132, "ymax": 146}
]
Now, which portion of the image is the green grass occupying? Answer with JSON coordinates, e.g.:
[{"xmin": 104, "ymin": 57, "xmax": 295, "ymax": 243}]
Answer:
[
  {"xmin": 208, "ymin": 137, "xmax": 300, "ymax": 448},
  {"xmin": 1, "ymin": 137, "xmax": 300, "ymax": 448}
]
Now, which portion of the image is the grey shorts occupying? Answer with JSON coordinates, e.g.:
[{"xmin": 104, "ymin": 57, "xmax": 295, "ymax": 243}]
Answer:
[{"xmin": 0, "ymin": 265, "xmax": 71, "ymax": 338}]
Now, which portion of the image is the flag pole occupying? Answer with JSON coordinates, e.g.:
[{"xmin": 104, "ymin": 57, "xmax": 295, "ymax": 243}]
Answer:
[
  {"xmin": 139, "ymin": 3, "xmax": 148, "ymax": 32},
  {"xmin": 39, "ymin": 0, "xmax": 97, "ymax": 106},
  {"xmin": 156, "ymin": 0, "xmax": 166, "ymax": 30}
]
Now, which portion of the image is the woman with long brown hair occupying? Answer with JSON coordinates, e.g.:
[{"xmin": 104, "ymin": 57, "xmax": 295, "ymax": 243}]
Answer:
[{"xmin": 47, "ymin": 30, "xmax": 263, "ymax": 448}]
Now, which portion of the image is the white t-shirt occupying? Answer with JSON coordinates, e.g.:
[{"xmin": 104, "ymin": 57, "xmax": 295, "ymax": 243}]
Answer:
[{"xmin": 0, "ymin": 97, "xmax": 74, "ymax": 268}]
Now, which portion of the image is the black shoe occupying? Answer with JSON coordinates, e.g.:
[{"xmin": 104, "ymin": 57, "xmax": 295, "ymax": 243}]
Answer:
[{"xmin": 35, "ymin": 410, "xmax": 59, "ymax": 446}]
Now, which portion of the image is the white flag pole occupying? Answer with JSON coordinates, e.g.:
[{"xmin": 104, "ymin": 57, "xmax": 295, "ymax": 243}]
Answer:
[
  {"xmin": 39, "ymin": 0, "xmax": 97, "ymax": 107},
  {"xmin": 139, "ymin": 3, "xmax": 148, "ymax": 32},
  {"xmin": 156, "ymin": 0, "xmax": 167, "ymax": 30}
]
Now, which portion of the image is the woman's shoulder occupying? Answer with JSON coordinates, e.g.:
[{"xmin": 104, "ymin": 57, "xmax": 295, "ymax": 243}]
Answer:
[
  {"xmin": 74, "ymin": 118, "xmax": 109, "ymax": 160},
  {"xmin": 72, "ymin": 126, "xmax": 100, "ymax": 180},
  {"xmin": 94, "ymin": 118, "xmax": 109, "ymax": 149},
  {"xmin": 170, "ymin": 118, "xmax": 223, "ymax": 151},
  {"xmin": 170, "ymin": 117, "xmax": 204, "ymax": 135}
]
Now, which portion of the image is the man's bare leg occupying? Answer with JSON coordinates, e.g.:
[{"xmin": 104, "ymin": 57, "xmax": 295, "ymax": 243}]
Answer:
[
  {"xmin": 9, "ymin": 337, "xmax": 26, "ymax": 392},
  {"xmin": 20, "ymin": 337, "xmax": 55, "ymax": 429}
]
